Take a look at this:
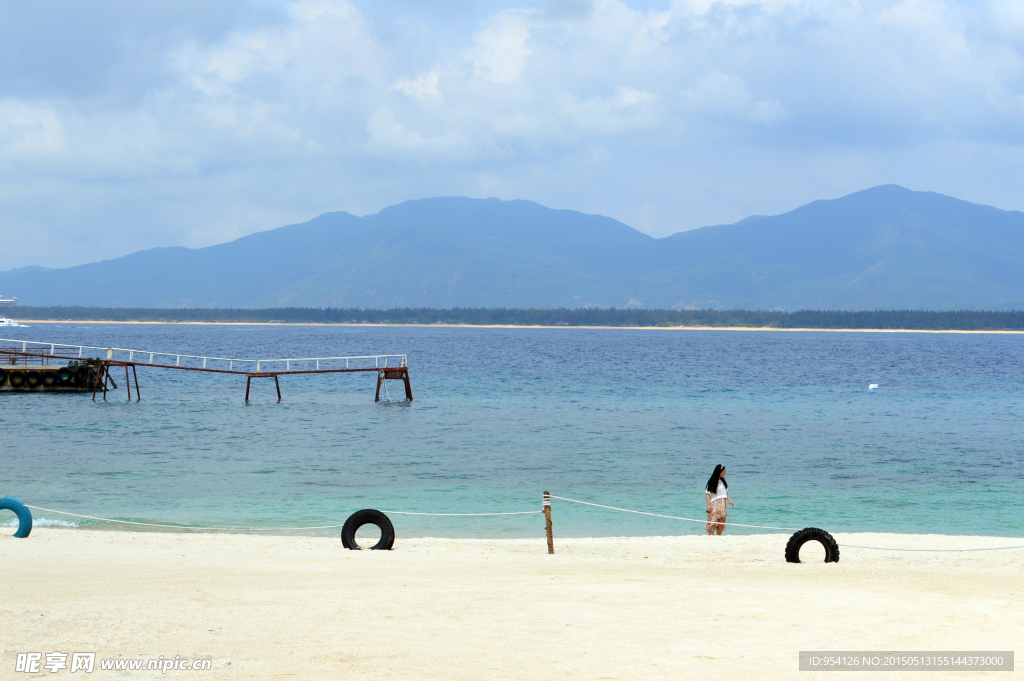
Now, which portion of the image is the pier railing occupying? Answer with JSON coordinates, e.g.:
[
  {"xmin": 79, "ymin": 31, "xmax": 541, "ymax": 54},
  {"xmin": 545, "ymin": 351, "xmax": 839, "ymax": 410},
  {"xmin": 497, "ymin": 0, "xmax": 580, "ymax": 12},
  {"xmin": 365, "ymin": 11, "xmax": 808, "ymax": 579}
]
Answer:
[{"xmin": 0, "ymin": 338, "xmax": 406, "ymax": 375}]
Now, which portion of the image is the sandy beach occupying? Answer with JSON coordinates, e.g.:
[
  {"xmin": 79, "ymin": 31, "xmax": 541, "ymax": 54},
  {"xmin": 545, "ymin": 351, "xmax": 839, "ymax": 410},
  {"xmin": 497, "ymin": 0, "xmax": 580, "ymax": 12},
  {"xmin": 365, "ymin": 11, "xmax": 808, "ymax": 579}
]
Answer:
[
  {"xmin": 2, "ymin": 529, "xmax": 1021, "ymax": 680},
  {"xmin": 13, "ymin": 319, "xmax": 1024, "ymax": 333}
]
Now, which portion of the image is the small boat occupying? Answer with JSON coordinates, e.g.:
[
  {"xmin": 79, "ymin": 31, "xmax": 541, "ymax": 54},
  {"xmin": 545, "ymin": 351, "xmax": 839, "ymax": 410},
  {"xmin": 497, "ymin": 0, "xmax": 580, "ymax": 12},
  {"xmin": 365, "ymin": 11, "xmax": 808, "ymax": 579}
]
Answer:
[{"xmin": 0, "ymin": 315, "xmax": 28, "ymax": 327}]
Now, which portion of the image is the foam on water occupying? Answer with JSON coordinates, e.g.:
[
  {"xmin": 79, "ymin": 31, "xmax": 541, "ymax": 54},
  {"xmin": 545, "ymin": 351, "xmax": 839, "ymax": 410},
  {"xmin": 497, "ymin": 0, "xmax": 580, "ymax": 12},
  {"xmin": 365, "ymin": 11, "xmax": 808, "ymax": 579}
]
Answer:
[{"xmin": 1, "ymin": 517, "xmax": 78, "ymax": 528}]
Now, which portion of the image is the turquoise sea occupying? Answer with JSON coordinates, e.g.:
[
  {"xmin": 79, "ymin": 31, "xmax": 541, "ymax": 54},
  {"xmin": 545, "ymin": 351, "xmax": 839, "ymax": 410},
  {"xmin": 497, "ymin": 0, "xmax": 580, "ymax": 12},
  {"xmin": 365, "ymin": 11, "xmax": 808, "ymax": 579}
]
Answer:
[{"xmin": 2, "ymin": 323, "xmax": 1023, "ymax": 538}]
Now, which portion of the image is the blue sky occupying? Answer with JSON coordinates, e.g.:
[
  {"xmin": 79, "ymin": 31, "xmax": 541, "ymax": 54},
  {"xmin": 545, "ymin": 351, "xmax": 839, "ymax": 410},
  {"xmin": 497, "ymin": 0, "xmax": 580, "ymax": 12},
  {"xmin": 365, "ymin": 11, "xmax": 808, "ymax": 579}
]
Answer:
[{"xmin": 2, "ymin": 0, "xmax": 1023, "ymax": 269}]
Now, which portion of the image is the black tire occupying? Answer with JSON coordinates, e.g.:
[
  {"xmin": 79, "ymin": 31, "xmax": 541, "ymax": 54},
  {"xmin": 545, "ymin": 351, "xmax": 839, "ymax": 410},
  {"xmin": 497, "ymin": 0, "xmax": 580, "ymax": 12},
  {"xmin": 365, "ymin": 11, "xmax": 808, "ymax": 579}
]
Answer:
[
  {"xmin": 25, "ymin": 370, "xmax": 42, "ymax": 388},
  {"xmin": 341, "ymin": 509, "xmax": 395, "ymax": 550},
  {"xmin": 74, "ymin": 367, "xmax": 90, "ymax": 384},
  {"xmin": 42, "ymin": 371, "xmax": 59, "ymax": 386},
  {"xmin": 8, "ymin": 371, "xmax": 25, "ymax": 389},
  {"xmin": 785, "ymin": 527, "xmax": 840, "ymax": 563},
  {"xmin": 0, "ymin": 497, "xmax": 33, "ymax": 538},
  {"xmin": 57, "ymin": 367, "xmax": 73, "ymax": 384},
  {"xmin": 0, "ymin": 368, "xmax": 6, "ymax": 386}
]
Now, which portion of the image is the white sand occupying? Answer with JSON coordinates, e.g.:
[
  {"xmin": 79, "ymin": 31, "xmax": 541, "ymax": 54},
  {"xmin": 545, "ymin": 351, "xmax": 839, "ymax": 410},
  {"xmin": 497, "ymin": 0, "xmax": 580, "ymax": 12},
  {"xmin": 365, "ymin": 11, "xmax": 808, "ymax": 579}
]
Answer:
[
  {"xmin": 17, "ymin": 320, "xmax": 1024, "ymax": 332},
  {"xmin": 2, "ymin": 529, "xmax": 1021, "ymax": 680}
]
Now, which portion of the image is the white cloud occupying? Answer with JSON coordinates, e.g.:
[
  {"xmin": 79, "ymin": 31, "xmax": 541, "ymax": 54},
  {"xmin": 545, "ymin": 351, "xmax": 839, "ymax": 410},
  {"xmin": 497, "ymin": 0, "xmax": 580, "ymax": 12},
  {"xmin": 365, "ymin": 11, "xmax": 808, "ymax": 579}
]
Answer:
[
  {"xmin": 681, "ymin": 72, "xmax": 787, "ymax": 124},
  {"xmin": 989, "ymin": 0, "xmax": 1024, "ymax": 39},
  {"xmin": 0, "ymin": 101, "xmax": 64, "ymax": 159},
  {"xmin": 393, "ymin": 69, "xmax": 444, "ymax": 104},
  {"xmin": 560, "ymin": 87, "xmax": 664, "ymax": 135},
  {"xmin": 1, "ymin": 0, "xmax": 1024, "ymax": 270},
  {"xmin": 364, "ymin": 108, "xmax": 474, "ymax": 159},
  {"xmin": 468, "ymin": 10, "xmax": 536, "ymax": 83}
]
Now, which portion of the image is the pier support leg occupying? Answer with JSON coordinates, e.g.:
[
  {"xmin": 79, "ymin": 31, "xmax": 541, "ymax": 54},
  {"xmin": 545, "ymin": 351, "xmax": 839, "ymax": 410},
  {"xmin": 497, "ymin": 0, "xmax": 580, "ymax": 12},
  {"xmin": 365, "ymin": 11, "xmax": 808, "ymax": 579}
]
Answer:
[
  {"xmin": 375, "ymin": 370, "xmax": 383, "ymax": 403},
  {"xmin": 101, "ymin": 365, "xmax": 108, "ymax": 401},
  {"xmin": 403, "ymin": 368, "xmax": 413, "ymax": 401},
  {"xmin": 244, "ymin": 374, "xmax": 281, "ymax": 402},
  {"xmin": 125, "ymin": 365, "xmax": 131, "ymax": 401},
  {"xmin": 132, "ymin": 365, "xmax": 140, "ymax": 401}
]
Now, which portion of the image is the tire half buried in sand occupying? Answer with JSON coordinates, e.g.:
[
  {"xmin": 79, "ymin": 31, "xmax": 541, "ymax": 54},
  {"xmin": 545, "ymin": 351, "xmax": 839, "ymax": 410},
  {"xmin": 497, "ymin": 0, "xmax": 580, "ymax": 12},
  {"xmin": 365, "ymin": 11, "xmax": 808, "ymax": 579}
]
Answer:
[
  {"xmin": 341, "ymin": 509, "xmax": 395, "ymax": 550},
  {"xmin": 785, "ymin": 527, "xmax": 840, "ymax": 563}
]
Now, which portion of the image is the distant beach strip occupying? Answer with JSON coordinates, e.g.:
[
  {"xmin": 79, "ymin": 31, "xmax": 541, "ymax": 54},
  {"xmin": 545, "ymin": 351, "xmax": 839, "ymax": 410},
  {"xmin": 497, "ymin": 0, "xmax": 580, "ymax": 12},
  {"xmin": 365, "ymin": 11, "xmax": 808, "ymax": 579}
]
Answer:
[{"xmin": 12, "ymin": 307, "xmax": 1024, "ymax": 331}]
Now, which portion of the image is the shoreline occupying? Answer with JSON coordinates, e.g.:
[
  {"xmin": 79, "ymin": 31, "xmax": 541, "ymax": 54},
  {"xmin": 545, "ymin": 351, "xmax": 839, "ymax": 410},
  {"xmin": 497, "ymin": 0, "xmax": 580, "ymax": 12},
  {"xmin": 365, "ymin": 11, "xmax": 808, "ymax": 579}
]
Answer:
[
  {"xmin": 4, "ymin": 529, "xmax": 1021, "ymax": 680},
  {"xmin": 13, "ymin": 319, "xmax": 1024, "ymax": 333},
  {"xmin": 8, "ymin": 524, "xmax": 1024, "ymax": 543},
  {"xmin": 12, "ymin": 518, "xmax": 1024, "ymax": 540}
]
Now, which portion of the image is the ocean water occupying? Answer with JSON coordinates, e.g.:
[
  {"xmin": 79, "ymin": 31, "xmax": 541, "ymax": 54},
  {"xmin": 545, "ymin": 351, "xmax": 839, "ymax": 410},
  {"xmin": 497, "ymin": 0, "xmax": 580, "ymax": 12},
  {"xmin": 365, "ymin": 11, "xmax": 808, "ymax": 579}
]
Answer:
[{"xmin": 2, "ymin": 323, "xmax": 1023, "ymax": 538}]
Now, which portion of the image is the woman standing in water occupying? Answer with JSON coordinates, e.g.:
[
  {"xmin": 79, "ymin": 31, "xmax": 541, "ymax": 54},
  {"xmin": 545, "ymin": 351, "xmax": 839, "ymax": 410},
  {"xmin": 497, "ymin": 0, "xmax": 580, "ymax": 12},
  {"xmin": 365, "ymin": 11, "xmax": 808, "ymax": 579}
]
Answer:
[{"xmin": 705, "ymin": 464, "xmax": 734, "ymax": 535}]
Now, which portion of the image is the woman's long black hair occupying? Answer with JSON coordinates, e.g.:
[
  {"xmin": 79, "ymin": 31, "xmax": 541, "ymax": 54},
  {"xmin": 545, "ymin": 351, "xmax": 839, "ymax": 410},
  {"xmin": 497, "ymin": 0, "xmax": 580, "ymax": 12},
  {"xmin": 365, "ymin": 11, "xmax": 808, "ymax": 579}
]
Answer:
[{"xmin": 705, "ymin": 464, "xmax": 727, "ymax": 494}]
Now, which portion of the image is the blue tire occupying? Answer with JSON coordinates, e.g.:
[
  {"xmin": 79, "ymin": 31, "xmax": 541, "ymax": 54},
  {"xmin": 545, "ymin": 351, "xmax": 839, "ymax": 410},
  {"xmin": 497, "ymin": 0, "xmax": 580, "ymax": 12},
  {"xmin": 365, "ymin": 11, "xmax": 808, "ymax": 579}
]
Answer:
[{"xmin": 0, "ymin": 497, "xmax": 32, "ymax": 538}]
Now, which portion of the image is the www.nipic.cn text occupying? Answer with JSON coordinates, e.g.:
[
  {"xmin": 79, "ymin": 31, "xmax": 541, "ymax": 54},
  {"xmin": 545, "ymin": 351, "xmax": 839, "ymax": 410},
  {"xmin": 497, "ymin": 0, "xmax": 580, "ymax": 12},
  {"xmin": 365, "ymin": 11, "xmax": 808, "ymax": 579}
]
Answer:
[{"xmin": 15, "ymin": 652, "xmax": 213, "ymax": 674}]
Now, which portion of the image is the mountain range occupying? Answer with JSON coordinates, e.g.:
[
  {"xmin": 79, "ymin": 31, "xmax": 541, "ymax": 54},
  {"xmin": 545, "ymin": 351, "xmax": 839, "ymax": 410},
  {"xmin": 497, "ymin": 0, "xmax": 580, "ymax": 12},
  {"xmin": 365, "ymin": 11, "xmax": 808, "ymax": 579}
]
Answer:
[{"xmin": 3, "ymin": 184, "xmax": 1023, "ymax": 310}]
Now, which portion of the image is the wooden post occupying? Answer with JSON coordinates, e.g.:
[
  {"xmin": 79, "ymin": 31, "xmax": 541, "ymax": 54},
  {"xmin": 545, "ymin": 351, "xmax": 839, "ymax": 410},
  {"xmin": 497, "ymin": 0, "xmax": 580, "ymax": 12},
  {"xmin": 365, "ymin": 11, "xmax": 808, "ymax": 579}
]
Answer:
[
  {"xmin": 132, "ymin": 365, "xmax": 140, "ymax": 401},
  {"xmin": 274, "ymin": 375, "xmax": 281, "ymax": 402},
  {"xmin": 543, "ymin": 491, "xmax": 553, "ymax": 554},
  {"xmin": 245, "ymin": 376, "xmax": 252, "ymax": 402},
  {"xmin": 375, "ymin": 370, "xmax": 383, "ymax": 403},
  {"xmin": 125, "ymin": 365, "xmax": 131, "ymax": 401}
]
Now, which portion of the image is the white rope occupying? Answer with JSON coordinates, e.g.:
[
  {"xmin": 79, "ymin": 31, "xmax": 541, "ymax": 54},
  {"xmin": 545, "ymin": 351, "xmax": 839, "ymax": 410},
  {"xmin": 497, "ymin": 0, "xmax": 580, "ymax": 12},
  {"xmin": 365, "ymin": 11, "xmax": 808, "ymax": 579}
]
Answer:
[
  {"xmin": 383, "ymin": 510, "xmax": 542, "ymax": 516},
  {"xmin": 836, "ymin": 543, "xmax": 1024, "ymax": 552},
  {"xmin": 548, "ymin": 495, "xmax": 801, "ymax": 531},
  {"xmin": 23, "ymin": 502, "xmax": 1024, "ymax": 551},
  {"xmin": 377, "ymin": 371, "xmax": 411, "ymax": 404},
  {"xmin": 549, "ymin": 497, "xmax": 1024, "ymax": 552},
  {"xmin": 23, "ymin": 504, "xmax": 541, "ymax": 529},
  {"xmin": 25, "ymin": 505, "xmax": 348, "ymax": 531}
]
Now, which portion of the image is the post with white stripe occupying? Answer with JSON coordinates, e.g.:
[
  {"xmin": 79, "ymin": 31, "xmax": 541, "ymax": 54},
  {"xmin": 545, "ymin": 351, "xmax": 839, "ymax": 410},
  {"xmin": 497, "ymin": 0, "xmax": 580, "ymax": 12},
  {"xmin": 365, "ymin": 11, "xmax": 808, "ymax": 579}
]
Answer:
[{"xmin": 543, "ymin": 491, "xmax": 553, "ymax": 555}]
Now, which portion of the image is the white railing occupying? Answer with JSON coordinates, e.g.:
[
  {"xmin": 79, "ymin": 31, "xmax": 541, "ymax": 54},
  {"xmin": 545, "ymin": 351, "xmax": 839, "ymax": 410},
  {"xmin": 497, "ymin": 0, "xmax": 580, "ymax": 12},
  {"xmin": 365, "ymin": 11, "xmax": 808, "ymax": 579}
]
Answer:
[{"xmin": 0, "ymin": 338, "xmax": 406, "ymax": 374}]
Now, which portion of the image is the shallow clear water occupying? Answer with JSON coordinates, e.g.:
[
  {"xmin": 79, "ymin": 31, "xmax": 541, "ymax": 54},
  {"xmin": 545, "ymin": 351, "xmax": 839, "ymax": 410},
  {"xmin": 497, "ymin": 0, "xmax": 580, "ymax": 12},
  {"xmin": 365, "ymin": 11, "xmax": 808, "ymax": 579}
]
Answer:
[{"xmin": 2, "ymin": 324, "xmax": 1023, "ymax": 537}]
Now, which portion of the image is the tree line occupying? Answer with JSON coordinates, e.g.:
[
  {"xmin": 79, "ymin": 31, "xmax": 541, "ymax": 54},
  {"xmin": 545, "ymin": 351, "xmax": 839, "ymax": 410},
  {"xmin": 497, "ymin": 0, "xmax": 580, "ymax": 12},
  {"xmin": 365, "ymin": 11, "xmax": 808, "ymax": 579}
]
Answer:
[{"xmin": 12, "ymin": 306, "xmax": 1024, "ymax": 330}]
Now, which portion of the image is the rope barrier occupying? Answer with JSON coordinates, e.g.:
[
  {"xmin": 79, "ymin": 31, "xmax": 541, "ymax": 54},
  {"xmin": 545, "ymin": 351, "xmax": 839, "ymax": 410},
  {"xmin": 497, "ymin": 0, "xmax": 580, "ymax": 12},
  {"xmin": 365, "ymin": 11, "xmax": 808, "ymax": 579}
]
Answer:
[
  {"xmin": 24, "ymin": 506, "xmax": 347, "ymax": 531},
  {"xmin": 23, "ymin": 504, "xmax": 541, "ymax": 530},
  {"xmin": 835, "ymin": 543, "xmax": 1024, "ymax": 552},
  {"xmin": 383, "ymin": 510, "xmax": 542, "ymax": 516},
  {"xmin": 548, "ymin": 495, "xmax": 802, "ymax": 531},
  {"xmin": 24, "ymin": 500, "xmax": 1024, "ymax": 552},
  {"xmin": 549, "ymin": 496, "xmax": 1024, "ymax": 552}
]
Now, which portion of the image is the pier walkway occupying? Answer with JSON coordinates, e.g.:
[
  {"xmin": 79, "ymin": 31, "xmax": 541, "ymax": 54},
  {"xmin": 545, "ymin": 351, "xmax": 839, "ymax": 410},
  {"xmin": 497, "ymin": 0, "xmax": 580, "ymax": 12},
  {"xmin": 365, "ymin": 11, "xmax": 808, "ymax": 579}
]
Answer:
[{"xmin": 0, "ymin": 337, "xmax": 412, "ymax": 402}]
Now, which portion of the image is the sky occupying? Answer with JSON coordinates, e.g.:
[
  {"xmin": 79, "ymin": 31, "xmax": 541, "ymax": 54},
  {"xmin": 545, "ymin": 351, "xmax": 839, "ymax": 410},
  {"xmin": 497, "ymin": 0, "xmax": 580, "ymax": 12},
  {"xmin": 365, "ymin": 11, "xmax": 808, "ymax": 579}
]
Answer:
[{"xmin": 1, "ymin": 0, "xmax": 1023, "ymax": 270}]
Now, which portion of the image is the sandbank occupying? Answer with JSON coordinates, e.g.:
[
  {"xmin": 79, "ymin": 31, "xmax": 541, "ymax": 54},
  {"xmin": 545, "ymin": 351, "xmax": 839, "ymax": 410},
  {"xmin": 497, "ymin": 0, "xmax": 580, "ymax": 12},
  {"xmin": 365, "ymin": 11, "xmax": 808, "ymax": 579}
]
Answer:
[
  {"xmin": 2, "ymin": 529, "xmax": 1021, "ymax": 679},
  {"xmin": 14, "ymin": 319, "xmax": 1024, "ymax": 333}
]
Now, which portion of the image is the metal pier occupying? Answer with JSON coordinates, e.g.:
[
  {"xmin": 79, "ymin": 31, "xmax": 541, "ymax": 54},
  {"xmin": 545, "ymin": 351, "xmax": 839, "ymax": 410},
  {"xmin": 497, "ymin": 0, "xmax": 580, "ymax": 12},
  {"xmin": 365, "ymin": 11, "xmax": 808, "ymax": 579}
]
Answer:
[{"xmin": 0, "ymin": 338, "xmax": 412, "ymax": 403}]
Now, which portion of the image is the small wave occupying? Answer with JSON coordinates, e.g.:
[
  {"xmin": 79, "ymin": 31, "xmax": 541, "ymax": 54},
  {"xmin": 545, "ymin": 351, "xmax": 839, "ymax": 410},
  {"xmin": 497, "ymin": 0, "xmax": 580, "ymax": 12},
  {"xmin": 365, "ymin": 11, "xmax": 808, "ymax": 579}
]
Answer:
[{"xmin": 1, "ymin": 517, "xmax": 79, "ymax": 528}]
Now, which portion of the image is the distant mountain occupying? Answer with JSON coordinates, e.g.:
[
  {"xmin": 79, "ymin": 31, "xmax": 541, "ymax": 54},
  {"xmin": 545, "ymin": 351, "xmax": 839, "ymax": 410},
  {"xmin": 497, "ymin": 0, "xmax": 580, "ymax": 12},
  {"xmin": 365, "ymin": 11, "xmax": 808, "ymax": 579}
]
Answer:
[
  {"xmin": 651, "ymin": 185, "xmax": 1024, "ymax": 309},
  {"xmin": 3, "ymin": 186, "xmax": 1023, "ymax": 310}
]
